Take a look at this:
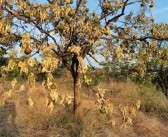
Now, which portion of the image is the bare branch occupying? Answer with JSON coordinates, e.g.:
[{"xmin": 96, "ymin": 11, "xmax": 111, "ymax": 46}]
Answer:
[
  {"xmin": 75, "ymin": 0, "xmax": 82, "ymax": 14},
  {"xmin": 106, "ymin": 0, "xmax": 129, "ymax": 26},
  {"xmin": 88, "ymin": 53, "xmax": 106, "ymax": 66}
]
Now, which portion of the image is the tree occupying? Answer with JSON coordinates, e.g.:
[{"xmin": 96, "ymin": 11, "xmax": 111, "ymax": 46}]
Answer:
[{"xmin": 0, "ymin": 0, "xmax": 168, "ymax": 117}]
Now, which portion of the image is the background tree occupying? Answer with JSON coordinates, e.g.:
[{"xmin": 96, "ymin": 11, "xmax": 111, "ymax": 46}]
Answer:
[
  {"xmin": 0, "ymin": 0, "xmax": 167, "ymax": 117},
  {"xmin": 104, "ymin": 23, "xmax": 168, "ymax": 97}
]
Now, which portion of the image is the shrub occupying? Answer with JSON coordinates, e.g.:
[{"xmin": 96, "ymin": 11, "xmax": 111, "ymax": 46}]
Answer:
[{"xmin": 139, "ymin": 85, "xmax": 168, "ymax": 119}]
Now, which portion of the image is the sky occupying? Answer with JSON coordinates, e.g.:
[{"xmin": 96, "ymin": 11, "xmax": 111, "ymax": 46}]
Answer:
[{"xmin": 153, "ymin": 0, "xmax": 168, "ymax": 23}]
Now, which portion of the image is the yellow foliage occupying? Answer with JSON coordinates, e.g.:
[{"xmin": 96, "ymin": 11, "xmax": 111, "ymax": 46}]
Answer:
[
  {"xmin": 11, "ymin": 78, "xmax": 17, "ymax": 89},
  {"xmin": 48, "ymin": 101, "xmax": 54, "ymax": 113},
  {"xmin": 2, "ymin": 89, "xmax": 12, "ymax": 99},
  {"xmin": 28, "ymin": 73, "xmax": 36, "ymax": 85},
  {"xmin": 28, "ymin": 97, "xmax": 34, "ymax": 109},
  {"xmin": 41, "ymin": 57, "xmax": 59, "ymax": 73},
  {"xmin": 67, "ymin": 45, "xmax": 81, "ymax": 55}
]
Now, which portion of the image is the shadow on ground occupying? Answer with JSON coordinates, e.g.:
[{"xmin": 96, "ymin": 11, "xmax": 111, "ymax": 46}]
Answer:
[{"xmin": 0, "ymin": 101, "xmax": 19, "ymax": 137}]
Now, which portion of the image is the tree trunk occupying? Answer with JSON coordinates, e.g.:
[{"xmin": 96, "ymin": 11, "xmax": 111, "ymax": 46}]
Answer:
[
  {"xmin": 73, "ymin": 73, "xmax": 82, "ymax": 117},
  {"xmin": 71, "ymin": 54, "xmax": 83, "ymax": 117}
]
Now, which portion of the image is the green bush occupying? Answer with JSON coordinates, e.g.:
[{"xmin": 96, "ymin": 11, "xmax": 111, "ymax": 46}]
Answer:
[{"xmin": 139, "ymin": 84, "xmax": 168, "ymax": 119}]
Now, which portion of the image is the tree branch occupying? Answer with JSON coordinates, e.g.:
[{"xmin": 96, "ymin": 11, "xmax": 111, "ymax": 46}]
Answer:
[
  {"xmin": 75, "ymin": 0, "xmax": 82, "ymax": 14},
  {"xmin": 106, "ymin": 0, "xmax": 129, "ymax": 26},
  {"xmin": 88, "ymin": 53, "xmax": 106, "ymax": 66}
]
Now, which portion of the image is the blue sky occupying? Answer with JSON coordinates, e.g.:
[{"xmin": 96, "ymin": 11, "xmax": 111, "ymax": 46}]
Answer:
[{"xmin": 152, "ymin": 0, "xmax": 168, "ymax": 23}]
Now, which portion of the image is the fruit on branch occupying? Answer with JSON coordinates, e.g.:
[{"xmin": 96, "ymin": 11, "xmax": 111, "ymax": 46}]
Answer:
[
  {"xmin": 65, "ymin": 16, "xmax": 72, "ymax": 24},
  {"xmin": 70, "ymin": 0, "xmax": 73, "ymax": 4},
  {"xmin": 149, "ymin": 2, "xmax": 154, "ymax": 8},
  {"xmin": 68, "ymin": 9, "xmax": 75, "ymax": 17},
  {"xmin": 24, "ymin": 46, "xmax": 32, "ymax": 55},
  {"xmin": 85, "ymin": 8, "xmax": 89, "ymax": 12},
  {"xmin": 24, "ymin": 12, "xmax": 30, "ymax": 18},
  {"xmin": 150, "ymin": 17, "xmax": 155, "ymax": 22},
  {"xmin": 50, "ymin": 83, "xmax": 57, "ymax": 90},
  {"xmin": 58, "ymin": 23, "xmax": 65, "ymax": 32},
  {"xmin": 93, "ymin": 17, "xmax": 100, "ymax": 24},
  {"xmin": 100, "ymin": 107, "xmax": 106, "ymax": 114}
]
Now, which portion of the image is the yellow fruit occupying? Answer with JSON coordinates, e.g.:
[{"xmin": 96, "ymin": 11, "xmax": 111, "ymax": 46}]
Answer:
[
  {"xmin": 150, "ymin": 17, "xmax": 155, "ymax": 22},
  {"xmin": 68, "ymin": 9, "xmax": 75, "ymax": 17},
  {"xmin": 100, "ymin": 107, "xmax": 106, "ymax": 114},
  {"xmin": 85, "ymin": 8, "xmax": 89, "ymax": 12},
  {"xmin": 58, "ymin": 23, "xmax": 65, "ymax": 32},
  {"xmin": 24, "ymin": 46, "xmax": 32, "ymax": 55},
  {"xmin": 65, "ymin": 17, "xmax": 72, "ymax": 24},
  {"xmin": 93, "ymin": 17, "xmax": 100, "ymax": 23},
  {"xmin": 149, "ymin": 2, "xmax": 154, "ymax": 8},
  {"xmin": 24, "ymin": 12, "xmax": 30, "ymax": 18},
  {"xmin": 67, "ymin": 19, "xmax": 72, "ymax": 24},
  {"xmin": 51, "ymin": 84, "xmax": 57, "ymax": 90},
  {"xmin": 70, "ymin": 0, "xmax": 73, "ymax": 4}
]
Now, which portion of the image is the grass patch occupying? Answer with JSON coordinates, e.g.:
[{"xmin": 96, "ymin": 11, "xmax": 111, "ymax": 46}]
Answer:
[
  {"xmin": 139, "ymin": 85, "xmax": 168, "ymax": 119},
  {"xmin": 101, "ymin": 80, "xmax": 168, "ymax": 120}
]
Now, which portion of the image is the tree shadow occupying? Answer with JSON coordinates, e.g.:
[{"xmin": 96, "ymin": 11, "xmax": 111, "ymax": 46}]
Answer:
[{"xmin": 0, "ymin": 101, "xmax": 19, "ymax": 137}]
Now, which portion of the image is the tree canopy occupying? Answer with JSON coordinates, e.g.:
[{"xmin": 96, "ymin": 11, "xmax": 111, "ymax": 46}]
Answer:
[{"xmin": 0, "ymin": 0, "xmax": 168, "ymax": 116}]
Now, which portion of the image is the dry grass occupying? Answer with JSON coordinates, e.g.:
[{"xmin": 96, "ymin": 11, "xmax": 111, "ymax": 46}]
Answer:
[
  {"xmin": 99, "ymin": 80, "xmax": 168, "ymax": 119},
  {"xmin": 0, "ymin": 78, "xmax": 168, "ymax": 137}
]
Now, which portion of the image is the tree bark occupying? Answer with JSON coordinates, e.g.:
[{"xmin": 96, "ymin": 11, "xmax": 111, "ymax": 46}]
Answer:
[
  {"xmin": 73, "ymin": 73, "xmax": 82, "ymax": 117},
  {"xmin": 71, "ymin": 54, "xmax": 83, "ymax": 117}
]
